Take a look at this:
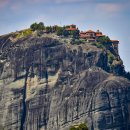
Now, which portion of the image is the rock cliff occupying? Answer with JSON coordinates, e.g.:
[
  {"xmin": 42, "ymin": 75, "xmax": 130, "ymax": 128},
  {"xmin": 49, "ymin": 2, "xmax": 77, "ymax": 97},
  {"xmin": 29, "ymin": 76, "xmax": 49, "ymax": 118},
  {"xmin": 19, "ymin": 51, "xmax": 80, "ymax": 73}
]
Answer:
[{"xmin": 0, "ymin": 35, "xmax": 130, "ymax": 130}]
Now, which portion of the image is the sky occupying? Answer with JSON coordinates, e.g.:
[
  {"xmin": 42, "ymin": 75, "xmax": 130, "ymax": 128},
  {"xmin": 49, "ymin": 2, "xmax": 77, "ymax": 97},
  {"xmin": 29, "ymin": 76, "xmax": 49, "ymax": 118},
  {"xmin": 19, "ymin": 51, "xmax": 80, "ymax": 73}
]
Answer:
[{"xmin": 0, "ymin": 0, "xmax": 130, "ymax": 71}]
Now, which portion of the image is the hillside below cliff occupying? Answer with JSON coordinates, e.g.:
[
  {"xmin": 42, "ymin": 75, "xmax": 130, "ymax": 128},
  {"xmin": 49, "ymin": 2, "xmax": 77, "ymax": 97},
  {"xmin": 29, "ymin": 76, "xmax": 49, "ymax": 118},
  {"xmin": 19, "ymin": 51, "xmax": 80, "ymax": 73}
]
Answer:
[{"xmin": 0, "ymin": 32, "xmax": 130, "ymax": 130}]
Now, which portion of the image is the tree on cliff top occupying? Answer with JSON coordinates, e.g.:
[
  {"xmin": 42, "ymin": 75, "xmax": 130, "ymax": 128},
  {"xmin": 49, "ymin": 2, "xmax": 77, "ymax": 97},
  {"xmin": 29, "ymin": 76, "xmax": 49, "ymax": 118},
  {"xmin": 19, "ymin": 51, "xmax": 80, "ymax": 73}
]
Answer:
[
  {"xmin": 30, "ymin": 22, "xmax": 45, "ymax": 31},
  {"xmin": 56, "ymin": 27, "xmax": 64, "ymax": 36},
  {"xmin": 46, "ymin": 26, "xmax": 53, "ymax": 33},
  {"xmin": 72, "ymin": 30, "xmax": 80, "ymax": 39},
  {"xmin": 97, "ymin": 36, "xmax": 111, "ymax": 46}
]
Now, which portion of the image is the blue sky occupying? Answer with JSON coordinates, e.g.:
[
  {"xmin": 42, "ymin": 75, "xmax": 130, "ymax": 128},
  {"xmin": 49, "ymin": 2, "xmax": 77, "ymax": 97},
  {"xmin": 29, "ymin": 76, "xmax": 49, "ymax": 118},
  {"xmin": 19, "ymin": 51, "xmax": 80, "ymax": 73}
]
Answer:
[{"xmin": 0, "ymin": 0, "xmax": 130, "ymax": 71}]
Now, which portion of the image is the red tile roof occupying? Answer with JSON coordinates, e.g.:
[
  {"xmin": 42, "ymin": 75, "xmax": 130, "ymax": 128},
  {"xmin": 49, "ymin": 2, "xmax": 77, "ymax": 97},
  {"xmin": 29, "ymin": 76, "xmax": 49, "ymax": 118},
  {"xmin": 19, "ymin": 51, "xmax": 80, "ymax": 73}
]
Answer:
[
  {"xmin": 111, "ymin": 40, "xmax": 119, "ymax": 43},
  {"xmin": 96, "ymin": 34, "xmax": 103, "ymax": 37},
  {"xmin": 80, "ymin": 33, "xmax": 96, "ymax": 39},
  {"xmin": 80, "ymin": 32, "xmax": 86, "ymax": 34},
  {"xmin": 80, "ymin": 35, "xmax": 89, "ymax": 38},
  {"xmin": 66, "ymin": 28, "xmax": 77, "ymax": 31},
  {"xmin": 86, "ymin": 30, "xmax": 95, "ymax": 33}
]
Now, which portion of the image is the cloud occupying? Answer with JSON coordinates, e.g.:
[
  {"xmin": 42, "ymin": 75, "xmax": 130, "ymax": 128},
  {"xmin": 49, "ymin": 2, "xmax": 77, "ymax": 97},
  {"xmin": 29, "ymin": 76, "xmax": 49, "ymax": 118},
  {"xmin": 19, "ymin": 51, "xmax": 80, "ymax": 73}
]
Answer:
[
  {"xmin": 96, "ymin": 3, "xmax": 122, "ymax": 13},
  {"xmin": 55, "ymin": 0, "xmax": 86, "ymax": 3},
  {"xmin": 94, "ymin": 3, "xmax": 127, "ymax": 19},
  {"xmin": 0, "ymin": 0, "xmax": 10, "ymax": 8},
  {"xmin": 0, "ymin": 0, "xmax": 22, "ymax": 11},
  {"xmin": 10, "ymin": 2, "xmax": 22, "ymax": 11},
  {"xmin": 27, "ymin": 0, "xmax": 129, "ymax": 4},
  {"xmin": 27, "ymin": 0, "xmax": 47, "ymax": 3},
  {"xmin": 1, "ymin": 0, "xmax": 129, "ymax": 10},
  {"xmin": 27, "ymin": 0, "xmax": 86, "ymax": 4}
]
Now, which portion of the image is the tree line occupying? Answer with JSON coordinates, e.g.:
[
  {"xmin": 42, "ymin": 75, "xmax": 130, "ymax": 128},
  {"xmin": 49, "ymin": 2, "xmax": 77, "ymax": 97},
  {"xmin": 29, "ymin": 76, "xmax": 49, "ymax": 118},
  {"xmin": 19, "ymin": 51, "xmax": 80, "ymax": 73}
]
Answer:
[{"xmin": 30, "ymin": 22, "xmax": 80, "ymax": 38}]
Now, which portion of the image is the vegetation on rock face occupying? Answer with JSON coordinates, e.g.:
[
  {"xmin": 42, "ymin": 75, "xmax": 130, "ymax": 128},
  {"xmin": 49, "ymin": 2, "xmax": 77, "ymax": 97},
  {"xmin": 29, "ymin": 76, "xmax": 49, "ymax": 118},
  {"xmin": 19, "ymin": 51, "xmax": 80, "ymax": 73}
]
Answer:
[
  {"xmin": 71, "ymin": 30, "xmax": 80, "ymax": 38},
  {"xmin": 91, "ymin": 42, "xmax": 104, "ymax": 49},
  {"xmin": 16, "ymin": 29, "xmax": 32, "ymax": 39},
  {"xmin": 107, "ymin": 50, "xmax": 115, "ymax": 64},
  {"xmin": 63, "ymin": 29, "xmax": 70, "ymax": 37},
  {"xmin": 46, "ymin": 26, "xmax": 53, "ymax": 33},
  {"xmin": 56, "ymin": 27, "xmax": 64, "ymax": 36},
  {"xmin": 29, "ymin": 22, "xmax": 80, "ymax": 38},
  {"xmin": 71, "ymin": 39, "xmax": 85, "ymax": 45},
  {"xmin": 56, "ymin": 26, "xmax": 79, "ymax": 38},
  {"xmin": 125, "ymin": 72, "xmax": 130, "ymax": 80},
  {"xmin": 97, "ymin": 36, "xmax": 111, "ymax": 48},
  {"xmin": 69, "ymin": 123, "xmax": 88, "ymax": 130}
]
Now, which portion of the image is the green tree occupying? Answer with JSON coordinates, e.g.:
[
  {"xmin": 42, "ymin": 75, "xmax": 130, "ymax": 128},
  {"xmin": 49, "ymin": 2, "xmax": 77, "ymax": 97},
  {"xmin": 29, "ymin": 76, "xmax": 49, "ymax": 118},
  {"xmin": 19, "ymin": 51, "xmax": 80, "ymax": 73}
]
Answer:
[
  {"xmin": 63, "ymin": 30, "xmax": 69, "ymax": 37},
  {"xmin": 30, "ymin": 22, "xmax": 38, "ymax": 31},
  {"xmin": 125, "ymin": 72, "xmax": 130, "ymax": 80},
  {"xmin": 46, "ymin": 26, "xmax": 52, "ymax": 33},
  {"xmin": 97, "ymin": 36, "xmax": 111, "ymax": 47},
  {"xmin": 38, "ymin": 22, "xmax": 45, "ymax": 30},
  {"xmin": 30, "ymin": 22, "xmax": 45, "ymax": 31},
  {"xmin": 71, "ymin": 30, "xmax": 80, "ymax": 39},
  {"xmin": 56, "ymin": 27, "xmax": 64, "ymax": 36},
  {"xmin": 65, "ymin": 25, "xmax": 70, "ymax": 29}
]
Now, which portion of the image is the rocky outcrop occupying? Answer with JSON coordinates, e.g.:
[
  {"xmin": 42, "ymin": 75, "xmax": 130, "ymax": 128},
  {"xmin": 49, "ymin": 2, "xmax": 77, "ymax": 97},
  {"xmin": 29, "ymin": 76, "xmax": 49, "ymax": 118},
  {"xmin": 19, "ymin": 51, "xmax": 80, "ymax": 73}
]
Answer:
[
  {"xmin": 0, "ymin": 36, "xmax": 130, "ymax": 130},
  {"xmin": 47, "ymin": 68, "xmax": 130, "ymax": 130}
]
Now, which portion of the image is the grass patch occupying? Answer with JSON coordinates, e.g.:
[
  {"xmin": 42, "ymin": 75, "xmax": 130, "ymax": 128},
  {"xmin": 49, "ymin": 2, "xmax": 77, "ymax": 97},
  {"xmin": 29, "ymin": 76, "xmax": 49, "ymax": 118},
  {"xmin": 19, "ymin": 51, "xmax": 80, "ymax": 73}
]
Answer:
[
  {"xmin": 91, "ymin": 42, "xmax": 105, "ymax": 49},
  {"xmin": 71, "ymin": 39, "xmax": 85, "ymax": 45},
  {"xmin": 107, "ymin": 50, "xmax": 115, "ymax": 64},
  {"xmin": 16, "ymin": 29, "xmax": 33, "ymax": 39},
  {"xmin": 69, "ymin": 123, "xmax": 88, "ymax": 130}
]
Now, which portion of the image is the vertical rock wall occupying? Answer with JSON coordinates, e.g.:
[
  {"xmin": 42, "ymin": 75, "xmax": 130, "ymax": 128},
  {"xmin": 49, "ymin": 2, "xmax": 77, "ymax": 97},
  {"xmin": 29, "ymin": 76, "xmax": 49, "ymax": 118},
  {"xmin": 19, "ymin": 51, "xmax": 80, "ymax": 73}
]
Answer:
[{"xmin": 0, "ymin": 37, "xmax": 130, "ymax": 130}]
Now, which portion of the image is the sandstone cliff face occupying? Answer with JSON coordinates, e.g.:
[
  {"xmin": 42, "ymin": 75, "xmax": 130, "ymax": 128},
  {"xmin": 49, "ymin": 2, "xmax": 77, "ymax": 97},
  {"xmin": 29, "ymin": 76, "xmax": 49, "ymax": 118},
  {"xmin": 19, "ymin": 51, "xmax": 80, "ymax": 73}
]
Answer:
[{"xmin": 0, "ymin": 36, "xmax": 130, "ymax": 130}]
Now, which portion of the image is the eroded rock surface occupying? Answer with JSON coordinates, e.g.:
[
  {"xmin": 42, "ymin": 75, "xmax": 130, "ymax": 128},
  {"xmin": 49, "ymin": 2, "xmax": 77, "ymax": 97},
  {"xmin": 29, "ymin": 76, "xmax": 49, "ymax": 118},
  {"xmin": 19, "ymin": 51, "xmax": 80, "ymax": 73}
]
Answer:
[{"xmin": 0, "ymin": 36, "xmax": 130, "ymax": 130}]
